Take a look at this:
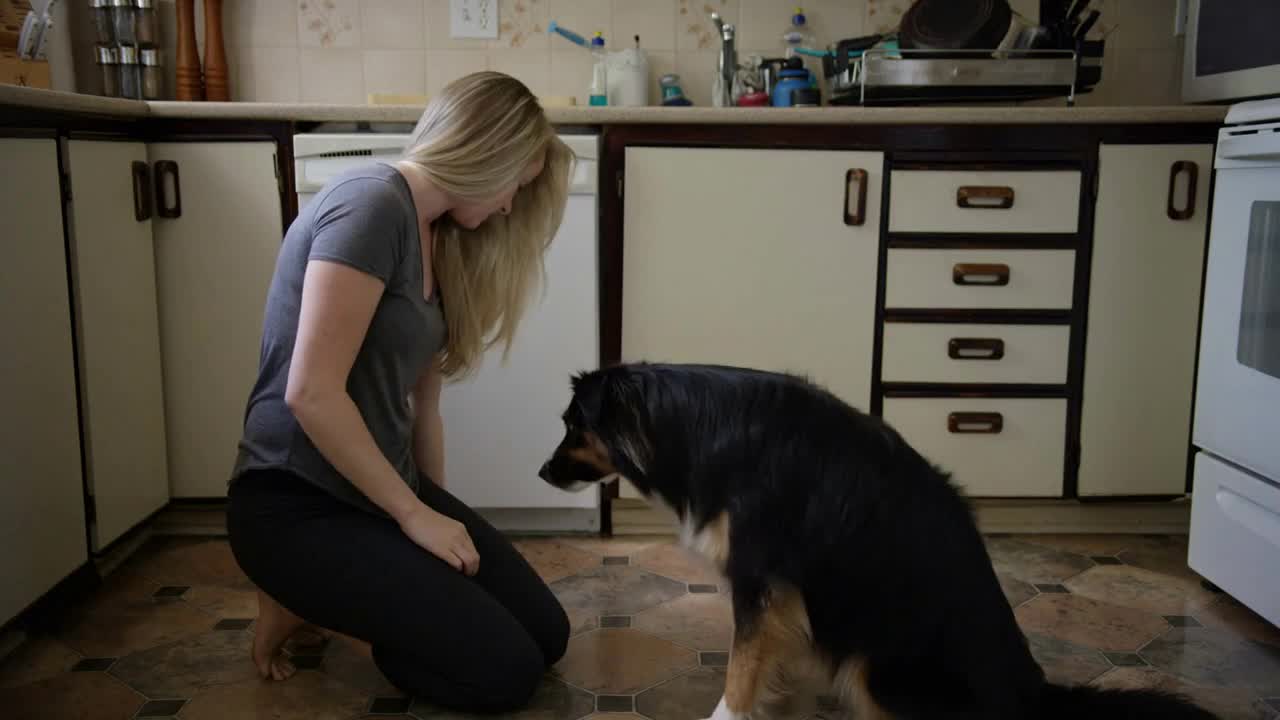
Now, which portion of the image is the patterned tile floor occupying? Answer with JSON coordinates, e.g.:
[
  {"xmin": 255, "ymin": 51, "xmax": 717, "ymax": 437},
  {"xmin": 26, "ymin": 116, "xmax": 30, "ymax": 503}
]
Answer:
[{"xmin": 1, "ymin": 533, "xmax": 1279, "ymax": 719}]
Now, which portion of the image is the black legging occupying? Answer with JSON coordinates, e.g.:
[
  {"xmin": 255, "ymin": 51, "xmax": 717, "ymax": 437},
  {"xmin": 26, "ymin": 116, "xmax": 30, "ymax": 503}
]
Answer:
[{"xmin": 226, "ymin": 467, "xmax": 570, "ymax": 713}]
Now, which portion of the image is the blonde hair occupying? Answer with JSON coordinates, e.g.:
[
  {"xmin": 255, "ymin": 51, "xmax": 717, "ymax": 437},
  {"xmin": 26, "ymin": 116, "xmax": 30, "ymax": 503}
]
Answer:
[{"xmin": 401, "ymin": 71, "xmax": 574, "ymax": 378}]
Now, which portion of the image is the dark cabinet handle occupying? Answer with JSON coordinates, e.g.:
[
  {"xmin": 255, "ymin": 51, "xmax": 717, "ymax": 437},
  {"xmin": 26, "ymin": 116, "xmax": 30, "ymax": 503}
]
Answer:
[
  {"xmin": 154, "ymin": 160, "xmax": 182, "ymax": 219},
  {"xmin": 953, "ymin": 263, "xmax": 1010, "ymax": 286},
  {"xmin": 948, "ymin": 412, "xmax": 1004, "ymax": 434},
  {"xmin": 844, "ymin": 168, "xmax": 868, "ymax": 226},
  {"xmin": 957, "ymin": 185, "xmax": 1014, "ymax": 209},
  {"xmin": 131, "ymin": 161, "xmax": 152, "ymax": 222},
  {"xmin": 949, "ymin": 337, "xmax": 1005, "ymax": 360},
  {"xmin": 1167, "ymin": 161, "xmax": 1198, "ymax": 220}
]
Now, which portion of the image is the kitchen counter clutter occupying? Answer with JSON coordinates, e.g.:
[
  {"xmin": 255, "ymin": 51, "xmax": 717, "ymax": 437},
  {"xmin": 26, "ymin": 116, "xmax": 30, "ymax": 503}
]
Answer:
[
  {"xmin": 1, "ymin": 84, "xmax": 1230, "ymax": 125},
  {"xmin": 2, "ymin": 76, "xmax": 1228, "ymax": 627}
]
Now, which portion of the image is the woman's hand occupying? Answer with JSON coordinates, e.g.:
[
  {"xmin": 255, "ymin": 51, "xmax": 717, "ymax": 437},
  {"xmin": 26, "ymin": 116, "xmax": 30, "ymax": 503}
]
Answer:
[{"xmin": 397, "ymin": 504, "xmax": 480, "ymax": 576}]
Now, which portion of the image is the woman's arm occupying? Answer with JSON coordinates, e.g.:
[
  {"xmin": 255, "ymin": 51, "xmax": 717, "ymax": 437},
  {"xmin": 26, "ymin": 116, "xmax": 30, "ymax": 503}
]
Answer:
[
  {"xmin": 412, "ymin": 356, "xmax": 446, "ymax": 487},
  {"xmin": 285, "ymin": 259, "xmax": 478, "ymax": 574}
]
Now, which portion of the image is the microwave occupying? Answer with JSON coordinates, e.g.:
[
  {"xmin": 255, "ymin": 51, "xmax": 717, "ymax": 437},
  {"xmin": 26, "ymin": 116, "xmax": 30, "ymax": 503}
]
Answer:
[{"xmin": 1182, "ymin": 0, "xmax": 1280, "ymax": 103}]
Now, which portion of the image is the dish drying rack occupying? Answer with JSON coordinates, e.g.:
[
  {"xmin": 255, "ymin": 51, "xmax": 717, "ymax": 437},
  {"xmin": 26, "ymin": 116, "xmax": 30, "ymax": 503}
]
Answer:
[{"xmin": 818, "ymin": 42, "xmax": 1103, "ymax": 106}]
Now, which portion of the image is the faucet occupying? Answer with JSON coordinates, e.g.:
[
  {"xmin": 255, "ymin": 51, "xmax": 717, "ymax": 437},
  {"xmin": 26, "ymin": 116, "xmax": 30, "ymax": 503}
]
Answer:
[{"xmin": 710, "ymin": 11, "xmax": 736, "ymax": 106}]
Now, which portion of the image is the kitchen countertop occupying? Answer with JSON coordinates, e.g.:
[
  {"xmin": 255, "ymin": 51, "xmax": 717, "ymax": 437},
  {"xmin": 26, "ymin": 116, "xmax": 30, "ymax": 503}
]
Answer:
[{"xmin": 2, "ymin": 84, "xmax": 1231, "ymax": 125}]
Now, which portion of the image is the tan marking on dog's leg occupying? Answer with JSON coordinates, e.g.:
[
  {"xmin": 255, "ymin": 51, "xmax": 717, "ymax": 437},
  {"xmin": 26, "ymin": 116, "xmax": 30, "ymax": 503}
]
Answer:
[
  {"xmin": 834, "ymin": 657, "xmax": 895, "ymax": 720},
  {"xmin": 715, "ymin": 584, "xmax": 813, "ymax": 719}
]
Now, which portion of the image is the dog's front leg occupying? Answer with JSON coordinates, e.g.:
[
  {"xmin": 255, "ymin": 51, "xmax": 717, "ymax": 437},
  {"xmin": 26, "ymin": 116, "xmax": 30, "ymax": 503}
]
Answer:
[{"xmin": 705, "ymin": 581, "xmax": 810, "ymax": 720}]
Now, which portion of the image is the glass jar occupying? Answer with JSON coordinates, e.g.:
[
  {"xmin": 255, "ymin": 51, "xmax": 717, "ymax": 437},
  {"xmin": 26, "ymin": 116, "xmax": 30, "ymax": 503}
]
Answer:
[
  {"xmin": 139, "ymin": 47, "xmax": 162, "ymax": 100},
  {"xmin": 110, "ymin": 0, "xmax": 136, "ymax": 46},
  {"xmin": 118, "ymin": 44, "xmax": 141, "ymax": 99},
  {"xmin": 95, "ymin": 44, "xmax": 120, "ymax": 97},
  {"xmin": 91, "ymin": 0, "xmax": 114, "ymax": 44},
  {"xmin": 134, "ymin": 0, "xmax": 158, "ymax": 46}
]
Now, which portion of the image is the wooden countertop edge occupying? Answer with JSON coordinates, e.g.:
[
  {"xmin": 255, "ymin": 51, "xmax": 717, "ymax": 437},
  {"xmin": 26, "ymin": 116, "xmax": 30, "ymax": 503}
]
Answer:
[{"xmin": 1, "ymin": 85, "xmax": 1231, "ymax": 126}]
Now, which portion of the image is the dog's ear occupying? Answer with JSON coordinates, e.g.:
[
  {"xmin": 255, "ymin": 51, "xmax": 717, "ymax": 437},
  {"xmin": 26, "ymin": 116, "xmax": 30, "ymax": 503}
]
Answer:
[{"xmin": 600, "ymin": 370, "xmax": 654, "ymax": 475}]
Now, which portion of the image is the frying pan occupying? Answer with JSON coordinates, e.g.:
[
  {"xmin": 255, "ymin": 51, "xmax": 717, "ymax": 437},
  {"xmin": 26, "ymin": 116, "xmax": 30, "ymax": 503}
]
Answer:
[{"xmin": 898, "ymin": 0, "xmax": 1014, "ymax": 51}]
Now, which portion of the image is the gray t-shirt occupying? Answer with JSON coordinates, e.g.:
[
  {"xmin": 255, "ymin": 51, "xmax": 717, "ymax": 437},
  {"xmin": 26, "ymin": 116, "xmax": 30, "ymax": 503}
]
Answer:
[{"xmin": 231, "ymin": 162, "xmax": 446, "ymax": 516}]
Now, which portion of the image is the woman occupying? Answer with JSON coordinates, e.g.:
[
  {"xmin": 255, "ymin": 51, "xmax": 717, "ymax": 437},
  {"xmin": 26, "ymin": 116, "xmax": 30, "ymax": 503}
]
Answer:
[{"xmin": 226, "ymin": 72, "xmax": 576, "ymax": 713}]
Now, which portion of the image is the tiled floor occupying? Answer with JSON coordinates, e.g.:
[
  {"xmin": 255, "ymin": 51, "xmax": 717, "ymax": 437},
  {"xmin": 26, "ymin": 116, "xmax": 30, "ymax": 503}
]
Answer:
[{"xmin": 2, "ymin": 533, "xmax": 1279, "ymax": 719}]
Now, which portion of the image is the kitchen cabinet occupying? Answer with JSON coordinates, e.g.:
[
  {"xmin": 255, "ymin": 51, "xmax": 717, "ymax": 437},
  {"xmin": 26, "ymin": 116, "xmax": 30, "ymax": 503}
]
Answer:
[
  {"xmin": 879, "ymin": 166, "xmax": 1083, "ymax": 498},
  {"xmin": 65, "ymin": 139, "xmax": 170, "ymax": 549},
  {"xmin": 0, "ymin": 138, "xmax": 89, "ymax": 625},
  {"xmin": 619, "ymin": 147, "xmax": 883, "ymax": 500},
  {"xmin": 149, "ymin": 141, "xmax": 284, "ymax": 498},
  {"xmin": 620, "ymin": 147, "xmax": 883, "ymax": 404},
  {"xmin": 1077, "ymin": 143, "xmax": 1214, "ymax": 496}
]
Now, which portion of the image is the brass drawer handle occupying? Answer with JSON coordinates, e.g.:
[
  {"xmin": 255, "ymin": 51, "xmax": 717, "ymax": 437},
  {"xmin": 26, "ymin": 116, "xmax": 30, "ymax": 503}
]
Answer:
[
  {"xmin": 953, "ymin": 263, "xmax": 1010, "ymax": 286},
  {"xmin": 948, "ymin": 412, "xmax": 1004, "ymax": 434},
  {"xmin": 957, "ymin": 185, "xmax": 1015, "ymax": 209},
  {"xmin": 1166, "ymin": 161, "xmax": 1198, "ymax": 220},
  {"xmin": 844, "ymin": 168, "xmax": 868, "ymax": 226},
  {"xmin": 949, "ymin": 338, "xmax": 1005, "ymax": 360}
]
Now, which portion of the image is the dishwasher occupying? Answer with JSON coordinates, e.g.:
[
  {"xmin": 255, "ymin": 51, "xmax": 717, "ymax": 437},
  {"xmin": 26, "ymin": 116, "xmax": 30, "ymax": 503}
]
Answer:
[{"xmin": 293, "ymin": 128, "xmax": 602, "ymax": 533}]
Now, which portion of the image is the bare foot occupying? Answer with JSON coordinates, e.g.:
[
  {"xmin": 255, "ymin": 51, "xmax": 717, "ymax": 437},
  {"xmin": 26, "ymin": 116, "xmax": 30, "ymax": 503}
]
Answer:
[{"xmin": 252, "ymin": 590, "xmax": 305, "ymax": 681}]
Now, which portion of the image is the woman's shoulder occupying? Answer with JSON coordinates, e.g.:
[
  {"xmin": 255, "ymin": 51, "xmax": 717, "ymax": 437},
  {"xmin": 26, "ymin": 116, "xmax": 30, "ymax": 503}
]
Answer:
[{"xmin": 316, "ymin": 162, "xmax": 414, "ymax": 214}]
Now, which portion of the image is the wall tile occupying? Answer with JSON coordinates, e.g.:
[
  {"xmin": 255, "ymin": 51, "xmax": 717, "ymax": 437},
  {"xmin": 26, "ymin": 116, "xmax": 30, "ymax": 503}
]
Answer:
[
  {"xmin": 492, "ymin": 0, "xmax": 551, "ymax": 50},
  {"xmin": 299, "ymin": 48, "xmax": 366, "ymax": 102},
  {"xmin": 363, "ymin": 0, "xmax": 427, "ymax": 49},
  {"xmin": 1117, "ymin": 0, "xmax": 1180, "ymax": 50},
  {"xmin": 364, "ymin": 49, "xmax": 429, "ymax": 97},
  {"xmin": 225, "ymin": 0, "xmax": 299, "ymax": 48},
  {"xmin": 550, "ymin": 49, "xmax": 595, "ymax": 105},
  {"xmin": 646, "ymin": 50, "xmax": 677, "ymax": 104},
  {"xmin": 738, "ymin": 0, "xmax": 863, "ymax": 55},
  {"xmin": 677, "ymin": 0, "xmax": 737, "ymax": 53},
  {"xmin": 489, "ymin": 49, "xmax": 553, "ymax": 96},
  {"xmin": 675, "ymin": 50, "xmax": 719, "ymax": 105},
  {"xmin": 426, "ymin": 50, "xmax": 490, "ymax": 95},
  {"xmin": 299, "ymin": 0, "xmax": 362, "ymax": 48},
  {"xmin": 613, "ymin": 0, "xmax": 675, "ymax": 51},
  {"xmin": 425, "ymin": 0, "xmax": 490, "ymax": 49},
  {"xmin": 865, "ymin": 0, "xmax": 908, "ymax": 35},
  {"xmin": 547, "ymin": 0, "xmax": 612, "ymax": 47},
  {"xmin": 1112, "ymin": 45, "xmax": 1183, "ymax": 105}
]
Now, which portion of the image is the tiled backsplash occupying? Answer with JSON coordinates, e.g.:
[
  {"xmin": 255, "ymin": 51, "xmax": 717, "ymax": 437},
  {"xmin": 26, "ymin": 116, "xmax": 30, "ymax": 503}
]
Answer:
[{"xmin": 73, "ymin": 0, "xmax": 1186, "ymax": 107}]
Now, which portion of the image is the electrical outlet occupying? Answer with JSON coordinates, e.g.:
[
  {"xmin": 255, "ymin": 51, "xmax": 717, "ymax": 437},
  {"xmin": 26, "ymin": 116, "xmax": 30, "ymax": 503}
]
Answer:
[{"xmin": 450, "ymin": 0, "xmax": 499, "ymax": 39}]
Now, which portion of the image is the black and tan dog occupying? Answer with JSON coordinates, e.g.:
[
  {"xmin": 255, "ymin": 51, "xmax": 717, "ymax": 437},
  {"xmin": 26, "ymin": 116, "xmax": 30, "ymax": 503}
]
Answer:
[{"xmin": 538, "ymin": 362, "xmax": 1218, "ymax": 720}]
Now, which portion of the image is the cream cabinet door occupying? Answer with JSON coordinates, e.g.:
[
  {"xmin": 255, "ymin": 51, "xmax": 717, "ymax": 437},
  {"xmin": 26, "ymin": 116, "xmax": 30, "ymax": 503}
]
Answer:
[
  {"xmin": 150, "ymin": 141, "xmax": 284, "ymax": 498},
  {"xmin": 1078, "ymin": 143, "xmax": 1214, "ymax": 496},
  {"xmin": 619, "ymin": 148, "xmax": 883, "ymax": 496},
  {"xmin": 622, "ymin": 147, "xmax": 883, "ymax": 405},
  {"xmin": 66, "ymin": 140, "xmax": 170, "ymax": 549},
  {"xmin": 0, "ymin": 138, "xmax": 89, "ymax": 624}
]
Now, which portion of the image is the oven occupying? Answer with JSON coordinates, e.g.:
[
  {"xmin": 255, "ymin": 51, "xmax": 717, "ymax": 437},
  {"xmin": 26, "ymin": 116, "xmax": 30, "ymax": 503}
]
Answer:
[{"xmin": 1187, "ymin": 97, "xmax": 1280, "ymax": 628}]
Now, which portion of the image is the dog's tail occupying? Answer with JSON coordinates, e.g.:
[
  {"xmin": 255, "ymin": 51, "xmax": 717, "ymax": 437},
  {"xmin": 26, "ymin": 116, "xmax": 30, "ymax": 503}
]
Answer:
[{"xmin": 1037, "ymin": 682, "xmax": 1219, "ymax": 719}]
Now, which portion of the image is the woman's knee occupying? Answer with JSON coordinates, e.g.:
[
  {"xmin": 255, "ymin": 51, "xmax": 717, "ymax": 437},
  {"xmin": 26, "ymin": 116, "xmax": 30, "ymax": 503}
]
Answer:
[{"xmin": 538, "ymin": 601, "xmax": 570, "ymax": 665}]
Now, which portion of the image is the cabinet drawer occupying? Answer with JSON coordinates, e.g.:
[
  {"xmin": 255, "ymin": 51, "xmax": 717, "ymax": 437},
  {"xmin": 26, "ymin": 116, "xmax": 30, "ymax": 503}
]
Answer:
[
  {"xmin": 882, "ymin": 323, "xmax": 1070, "ymax": 384},
  {"xmin": 889, "ymin": 169, "xmax": 1081, "ymax": 234},
  {"xmin": 881, "ymin": 397, "xmax": 1066, "ymax": 497},
  {"xmin": 885, "ymin": 249, "xmax": 1076, "ymax": 310}
]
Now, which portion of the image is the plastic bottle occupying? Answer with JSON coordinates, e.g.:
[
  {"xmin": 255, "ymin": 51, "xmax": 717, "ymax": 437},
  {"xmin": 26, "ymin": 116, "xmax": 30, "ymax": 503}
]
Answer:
[
  {"xmin": 589, "ymin": 32, "xmax": 608, "ymax": 106},
  {"xmin": 781, "ymin": 7, "xmax": 815, "ymax": 58},
  {"xmin": 781, "ymin": 7, "xmax": 817, "ymax": 86}
]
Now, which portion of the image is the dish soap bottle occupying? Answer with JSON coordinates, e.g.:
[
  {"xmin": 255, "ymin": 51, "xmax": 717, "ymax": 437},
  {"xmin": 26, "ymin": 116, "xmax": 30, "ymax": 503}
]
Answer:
[
  {"xmin": 589, "ymin": 31, "xmax": 608, "ymax": 106},
  {"xmin": 781, "ymin": 7, "xmax": 814, "ymax": 57}
]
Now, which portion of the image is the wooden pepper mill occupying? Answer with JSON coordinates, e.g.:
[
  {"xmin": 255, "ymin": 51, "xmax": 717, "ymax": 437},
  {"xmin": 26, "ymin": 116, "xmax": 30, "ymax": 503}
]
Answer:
[
  {"xmin": 203, "ymin": 0, "xmax": 229, "ymax": 101},
  {"xmin": 174, "ymin": 0, "xmax": 202, "ymax": 100}
]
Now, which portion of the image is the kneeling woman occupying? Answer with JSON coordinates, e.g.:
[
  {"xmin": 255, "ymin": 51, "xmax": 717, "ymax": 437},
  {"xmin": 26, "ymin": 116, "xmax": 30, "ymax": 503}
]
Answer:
[{"xmin": 227, "ymin": 72, "xmax": 575, "ymax": 713}]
